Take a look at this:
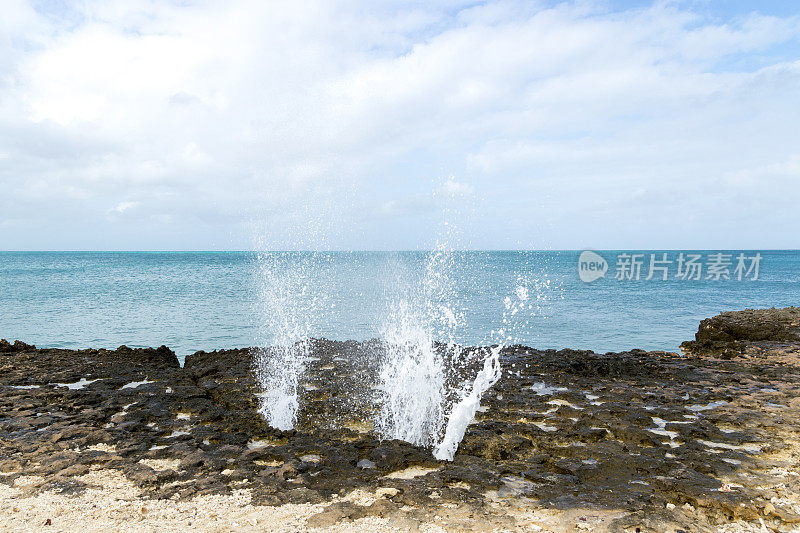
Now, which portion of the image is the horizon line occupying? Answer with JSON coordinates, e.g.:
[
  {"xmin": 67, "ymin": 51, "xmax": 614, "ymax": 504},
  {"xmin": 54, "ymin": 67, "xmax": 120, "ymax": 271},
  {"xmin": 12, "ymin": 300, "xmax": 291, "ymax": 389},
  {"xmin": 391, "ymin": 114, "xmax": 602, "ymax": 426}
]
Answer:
[{"xmin": 1, "ymin": 249, "xmax": 798, "ymax": 253}]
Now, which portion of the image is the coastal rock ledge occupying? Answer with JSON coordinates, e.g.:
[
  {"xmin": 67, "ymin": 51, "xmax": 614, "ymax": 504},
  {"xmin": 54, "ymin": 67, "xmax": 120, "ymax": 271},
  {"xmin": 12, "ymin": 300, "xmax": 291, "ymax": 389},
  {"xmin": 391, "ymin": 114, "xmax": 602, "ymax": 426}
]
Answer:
[{"xmin": 2, "ymin": 307, "xmax": 800, "ymax": 532}]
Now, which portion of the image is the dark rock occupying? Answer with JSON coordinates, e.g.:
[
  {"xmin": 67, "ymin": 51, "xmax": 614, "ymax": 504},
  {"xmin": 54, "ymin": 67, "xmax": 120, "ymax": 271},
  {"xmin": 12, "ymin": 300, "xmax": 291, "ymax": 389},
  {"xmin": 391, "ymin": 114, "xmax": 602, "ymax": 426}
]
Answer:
[
  {"xmin": 0, "ymin": 459, "xmax": 23, "ymax": 473},
  {"xmin": 57, "ymin": 464, "xmax": 90, "ymax": 477},
  {"xmin": 0, "ymin": 339, "xmax": 35, "ymax": 352},
  {"xmin": 178, "ymin": 451, "xmax": 216, "ymax": 471},
  {"xmin": 681, "ymin": 307, "xmax": 800, "ymax": 356},
  {"xmin": 123, "ymin": 464, "xmax": 159, "ymax": 486},
  {"xmin": 1, "ymin": 309, "xmax": 799, "ymax": 532}
]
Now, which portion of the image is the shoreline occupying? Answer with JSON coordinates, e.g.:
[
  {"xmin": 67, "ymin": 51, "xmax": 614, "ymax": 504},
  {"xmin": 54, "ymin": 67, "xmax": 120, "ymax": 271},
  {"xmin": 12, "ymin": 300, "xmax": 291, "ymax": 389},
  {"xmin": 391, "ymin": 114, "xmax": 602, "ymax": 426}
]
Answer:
[{"xmin": 2, "ymin": 307, "xmax": 799, "ymax": 531}]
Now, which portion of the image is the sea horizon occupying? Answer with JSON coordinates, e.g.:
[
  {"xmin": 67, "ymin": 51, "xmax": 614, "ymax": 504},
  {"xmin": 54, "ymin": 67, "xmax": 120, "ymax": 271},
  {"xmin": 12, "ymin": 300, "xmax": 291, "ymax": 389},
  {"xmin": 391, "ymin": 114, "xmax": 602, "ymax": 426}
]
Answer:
[
  {"xmin": 3, "ymin": 248, "xmax": 799, "ymax": 253},
  {"xmin": 3, "ymin": 249, "xmax": 797, "ymax": 359}
]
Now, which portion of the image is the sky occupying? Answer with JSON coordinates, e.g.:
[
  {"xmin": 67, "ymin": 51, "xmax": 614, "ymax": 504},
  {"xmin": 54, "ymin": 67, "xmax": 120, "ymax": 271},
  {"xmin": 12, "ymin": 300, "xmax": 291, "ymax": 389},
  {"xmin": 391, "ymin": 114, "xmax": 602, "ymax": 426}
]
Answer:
[{"xmin": 1, "ymin": 0, "xmax": 799, "ymax": 251}]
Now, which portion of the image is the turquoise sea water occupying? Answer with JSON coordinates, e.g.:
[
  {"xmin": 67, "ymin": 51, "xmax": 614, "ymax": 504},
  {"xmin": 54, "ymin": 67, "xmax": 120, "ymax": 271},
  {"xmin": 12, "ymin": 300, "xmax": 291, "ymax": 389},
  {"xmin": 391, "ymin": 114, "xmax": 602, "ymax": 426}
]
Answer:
[{"xmin": 1, "ymin": 251, "xmax": 797, "ymax": 359}]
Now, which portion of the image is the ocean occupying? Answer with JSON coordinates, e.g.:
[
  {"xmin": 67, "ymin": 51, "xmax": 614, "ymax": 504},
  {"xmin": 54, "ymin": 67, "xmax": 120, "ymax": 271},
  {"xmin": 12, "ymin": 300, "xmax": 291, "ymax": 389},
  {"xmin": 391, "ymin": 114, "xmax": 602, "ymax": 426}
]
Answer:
[{"xmin": 1, "ymin": 250, "xmax": 797, "ymax": 360}]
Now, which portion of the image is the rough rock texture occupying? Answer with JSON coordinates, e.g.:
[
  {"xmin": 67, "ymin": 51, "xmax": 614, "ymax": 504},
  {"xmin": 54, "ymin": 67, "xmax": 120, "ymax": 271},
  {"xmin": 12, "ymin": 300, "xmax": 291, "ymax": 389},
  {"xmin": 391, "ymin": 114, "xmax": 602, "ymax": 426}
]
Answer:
[
  {"xmin": 0, "ymin": 339, "xmax": 35, "ymax": 353},
  {"xmin": 681, "ymin": 307, "xmax": 800, "ymax": 358},
  {"xmin": 2, "ymin": 307, "xmax": 800, "ymax": 531}
]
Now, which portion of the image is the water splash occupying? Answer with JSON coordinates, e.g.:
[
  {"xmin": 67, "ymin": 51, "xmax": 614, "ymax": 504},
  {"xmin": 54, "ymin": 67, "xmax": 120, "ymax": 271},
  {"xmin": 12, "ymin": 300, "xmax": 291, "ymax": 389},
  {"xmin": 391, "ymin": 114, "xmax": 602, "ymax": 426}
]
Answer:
[
  {"xmin": 250, "ymin": 176, "xmax": 548, "ymax": 456},
  {"xmin": 254, "ymin": 341, "xmax": 308, "ymax": 430},
  {"xmin": 432, "ymin": 276, "xmax": 532, "ymax": 460},
  {"xmin": 375, "ymin": 299, "xmax": 446, "ymax": 447},
  {"xmin": 374, "ymin": 180, "xmax": 547, "ymax": 460},
  {"xmin": 433, "ymin": 344, "xmax": 501, "ymax": 460},
  {"xmin": 375, "ymin": 243, "xmax": 465, "ymax": 448},
  {"xmin": 252, "ymin": 251, "xmax": 324, "ymax": 430},
  {"xmin": 379, "ymin": 267, "xmax": 535, "ymax": 460}
]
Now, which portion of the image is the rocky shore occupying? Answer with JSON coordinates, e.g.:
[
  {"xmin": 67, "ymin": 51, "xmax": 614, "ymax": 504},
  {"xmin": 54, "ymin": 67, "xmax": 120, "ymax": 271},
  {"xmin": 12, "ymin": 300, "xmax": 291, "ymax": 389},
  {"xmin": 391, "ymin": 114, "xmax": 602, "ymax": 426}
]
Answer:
[{"xmin": 2, "ymin": 307, "xmax": 800, "ymax": 532}]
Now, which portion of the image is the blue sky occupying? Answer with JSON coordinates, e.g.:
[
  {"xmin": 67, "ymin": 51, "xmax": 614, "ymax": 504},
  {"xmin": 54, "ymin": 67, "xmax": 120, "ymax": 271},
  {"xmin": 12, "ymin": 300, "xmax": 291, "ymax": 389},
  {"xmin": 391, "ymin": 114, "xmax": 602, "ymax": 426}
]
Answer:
[{"xmin": 1, "ymin": 0, "xmax": 799, "ymax": 250}]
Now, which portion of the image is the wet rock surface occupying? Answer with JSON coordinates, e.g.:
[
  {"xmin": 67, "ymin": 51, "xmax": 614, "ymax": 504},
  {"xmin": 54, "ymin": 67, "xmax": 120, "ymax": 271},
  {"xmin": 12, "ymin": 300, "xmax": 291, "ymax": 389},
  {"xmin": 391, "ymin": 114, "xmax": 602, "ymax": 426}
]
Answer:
[{"xmin": 2, "ymin": 308, "xmax": 800, "ymax": 531}]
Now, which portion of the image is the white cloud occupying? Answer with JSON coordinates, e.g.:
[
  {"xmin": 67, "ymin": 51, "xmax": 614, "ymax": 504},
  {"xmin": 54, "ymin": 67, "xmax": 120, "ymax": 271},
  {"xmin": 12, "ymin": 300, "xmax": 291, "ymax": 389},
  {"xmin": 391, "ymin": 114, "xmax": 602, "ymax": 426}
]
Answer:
[
  {"xmin": 109, "ymin": 201, "xmax": 139, "ymax": 214},
  {"xmin": 0, "ymin": 0, "xmax": 799, "ymax": 250}
]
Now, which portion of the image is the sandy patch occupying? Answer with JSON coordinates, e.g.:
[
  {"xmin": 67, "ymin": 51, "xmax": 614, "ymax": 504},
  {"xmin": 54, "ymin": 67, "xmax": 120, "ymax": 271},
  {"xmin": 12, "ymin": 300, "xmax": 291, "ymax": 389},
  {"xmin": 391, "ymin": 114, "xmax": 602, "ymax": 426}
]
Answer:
[
  {"xmin": 138, "ymin": 459, "xmax": 181, "ymax": 471},
  {"xmin": 384, "ymin": 466, "xmax": 439, "ymax": 480},
  {"xmin": 0, "ymin": 467, "xmax": 423, "ymax": 532},
  {"xmin": 12, "ymin": 476, "xmax": 44, "ymax": 488},
  {"xmin": 87, "ymin": 443, "xmax": 116, "ymax": 453}
]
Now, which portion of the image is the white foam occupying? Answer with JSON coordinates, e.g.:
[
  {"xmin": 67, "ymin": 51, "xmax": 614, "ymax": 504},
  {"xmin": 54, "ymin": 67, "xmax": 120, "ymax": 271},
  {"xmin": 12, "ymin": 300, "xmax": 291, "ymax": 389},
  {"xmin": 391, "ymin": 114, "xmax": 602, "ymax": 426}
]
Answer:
[{"xmin": 10, "ymin": 384, "xmax": 40, "ymax": 390}]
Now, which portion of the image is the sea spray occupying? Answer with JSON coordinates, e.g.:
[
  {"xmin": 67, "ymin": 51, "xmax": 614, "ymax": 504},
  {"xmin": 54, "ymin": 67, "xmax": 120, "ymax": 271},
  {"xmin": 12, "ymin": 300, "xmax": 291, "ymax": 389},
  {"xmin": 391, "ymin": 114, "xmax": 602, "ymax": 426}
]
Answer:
[
  {"xmin": 374, "ymin": 186, "xmax": 531, "ymax": 459},
  {"xmin": 254, "ymin": 341, "xmax": 309, "ymax": 430},
  {"xmin": 375, "ymin": 245, "xmax": 464, "ymax": 447},
  {"xmin": 433, "ymin": 276, "xmax": 531, "ymax": 460},
  {"xmin": 252, "ymin": 251, "xmax": 326, "ymax": 430},
  {"xmin": 375, "ymin": 300, "xmax": 446, "ymax": 447}
]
